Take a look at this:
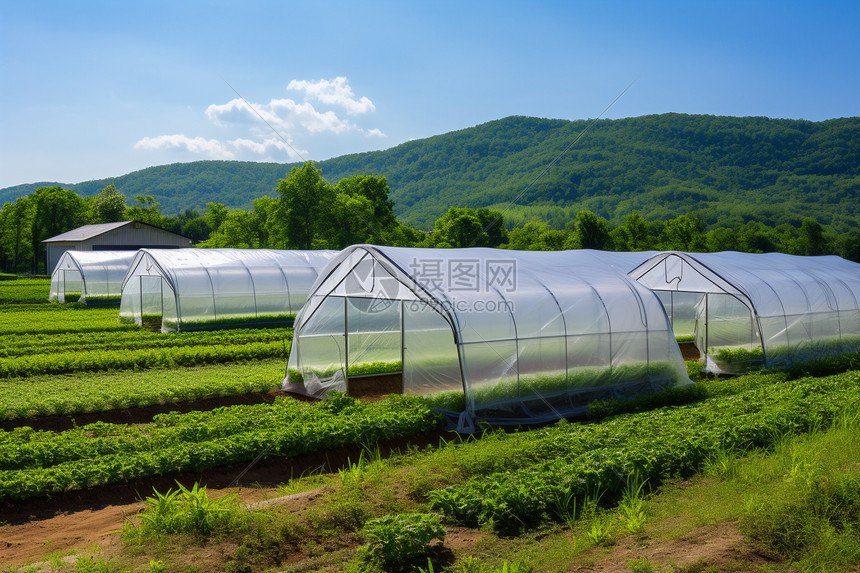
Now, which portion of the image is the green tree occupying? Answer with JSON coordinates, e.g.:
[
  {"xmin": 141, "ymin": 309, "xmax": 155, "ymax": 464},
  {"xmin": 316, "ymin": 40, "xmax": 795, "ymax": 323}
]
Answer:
[
  {"xmin": 30, "ymin": 187, "xmax": 86, "ymax": 273},
  {"xmin": 612, "ymin": 212, "xmax": 652, "ymax": 251},
  {"xmin": 505, "ymin": 221, "xmax": 567, "ymax": 250},
  {"xmin": 472, "ymin": 207, "xmax": 508, "ymax": 248},
  {"xmin": 739, "ymin": 221, "xmax": 777, "ymax": 253},
  {"xmin": 834, "ymin": 233, "xmax": 860, "ymax": 263},
  {"xmin": 429, "ymin": 207, "xmax": 507, "ymax": 248},
  {"xmin": 792, "ymin": 218, "xmax": 830, "ymax": 256},
  {"xmin": 201, "ymin": 210, "xmax": 261, "ymax": 248},
  {"xmin": 564, "ymin": 210, "xmax": 613, "ymax": 250},
  {"xmin": 92, "ymin": 183, "xmax": 127, "ymax": 223},
  {"xmin": 204, "ymin": 202, "xmax": 229, "ymax": 232},
  {"xmin": 125, "ymin": 195, "xmax": 161, "ymax": 226},
  {"xmin": 705, "ymin": 227, "xmax": 740, "ymax": 253},
  {"xmin": 0, "ymin": 197, "xmax": 34, "ymax": 273},
  {"xmin": 275, "ymin": 161, "xmax": 335, "ymax": 249},
  {"xmin": 335, "ymin": 175, "xmax": 396, "ymax": 228},
  {"xmin": 663, "ymin": 213, "xmax": 706, "ymax": 251},
  {"xmin": 328, "ymin": 175, "xmax": 399, "ymax": 247}
]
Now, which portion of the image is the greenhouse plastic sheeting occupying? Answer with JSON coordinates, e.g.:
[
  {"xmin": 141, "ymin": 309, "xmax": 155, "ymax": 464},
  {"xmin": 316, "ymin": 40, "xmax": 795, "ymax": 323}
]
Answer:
[
  {"xmin": 119, "ymin": 248, "xmax": 337, "ymax": 332},
  {"xmin": 629, "ymin": 251, "xmax": 860, "ymax": 372},
  {"xmin": 49, "ymin": 250, "xmax": 136, "ymax": 304},
  {"xmin": 284, "ymin": 245, "xmax": 690, "ymax": 427}
]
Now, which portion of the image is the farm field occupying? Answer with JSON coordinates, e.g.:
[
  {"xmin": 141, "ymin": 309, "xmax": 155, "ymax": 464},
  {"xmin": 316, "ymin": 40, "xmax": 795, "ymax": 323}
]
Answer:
[
  {"xmin": 0, "ymin": 279, "xmax": 292, "ymax": 424},
  {"xmin": 1, "ymin": 278, "xmax": 859, "ymax": 572}
]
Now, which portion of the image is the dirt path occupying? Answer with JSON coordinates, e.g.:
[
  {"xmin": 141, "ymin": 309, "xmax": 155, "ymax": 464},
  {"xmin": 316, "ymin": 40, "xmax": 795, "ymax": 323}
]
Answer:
[
  {"xmin": 0, "ymin": 485, "xmax": 299, "ymax": 567},
  {"xmin": 570, "ymin": 522, "xmax": 777, "ymax": 572},
  {"xmin": 1, "ymin": 502, "xmax": 139, "ymax": 566}
]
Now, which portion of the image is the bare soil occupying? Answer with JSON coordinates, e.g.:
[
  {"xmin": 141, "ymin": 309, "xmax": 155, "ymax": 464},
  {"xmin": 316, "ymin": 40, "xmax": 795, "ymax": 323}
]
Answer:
[
  {"xmin": 1, "ymin": 501, "xmax": 783, "ymax": 572},
  {"xmin": 348, "ymin": 373, "xmax": 403, "ymax": 399},
  {"xmin": 571, "ymin": 521, "xmax": 779, "ymax": 572},
  {"xmin": 678, "ymin": 342, "xmax": 701, "ymax": 362}
]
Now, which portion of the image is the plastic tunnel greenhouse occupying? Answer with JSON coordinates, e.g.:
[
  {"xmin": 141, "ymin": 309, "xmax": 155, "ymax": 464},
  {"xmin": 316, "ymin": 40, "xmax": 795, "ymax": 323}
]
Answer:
[
  {"xmin": 49, "ymin": 250, "xmax": 137, "ymax": 304},
  {"xmin": 283, "ymin": 245, "xmax": 691, "ymax": 427},
  {"xmin": 628, "ymin": 251, "xmax": 860, "ymax": 373},
  {"xmin": 119, "ymin": 248, "xmax": 337, "ymax": 332}
]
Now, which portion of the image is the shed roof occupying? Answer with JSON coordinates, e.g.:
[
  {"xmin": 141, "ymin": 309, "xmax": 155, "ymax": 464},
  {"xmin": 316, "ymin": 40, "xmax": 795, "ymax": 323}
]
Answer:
[{"xmin": 42, "ymin": 221, "xmax": 189, "ymax": 243}]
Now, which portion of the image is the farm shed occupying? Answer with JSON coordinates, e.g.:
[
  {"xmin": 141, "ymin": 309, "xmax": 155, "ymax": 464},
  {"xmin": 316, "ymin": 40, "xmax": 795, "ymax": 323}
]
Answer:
[
  {"xmin": 42, "ymin": 221, "xmax": 192, "ymax": 274},
  {"xmin": 49, "ymin": 250, "xmax": 136, "ymax": 304},
  {"xmin": 119, "ymin": 248, "xmax": 338, "ymax": 332},
  {"xmin": 628, "ymin": 251, "xmax": 860, "ymax": 373},
  {"xmin": 283, "ymin": 245, "xmax": 691, "ymax": 427}
]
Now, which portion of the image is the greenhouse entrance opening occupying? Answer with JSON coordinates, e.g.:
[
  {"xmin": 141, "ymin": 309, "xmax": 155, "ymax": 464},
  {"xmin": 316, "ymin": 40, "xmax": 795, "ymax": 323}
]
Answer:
[
  {"xmin": 653, "ymin": 289, "xmax": 760, "ymax": 372},
  {"xmin": 50, "ymin": 250, "xmax": 135, "ymax": 305},
  {"xmin": 55, "ymin": 270, "xmax": 83, "ymax": 303},
  {"xmin": 140, "ymin": 276, "xmax": 168, "ymax": 331},
  {"xmin": 631, "ymin": 254, "xmax": 761, "ymax": 373},
  {"xmin": 287, "ymin": 250, "xmax": 464, "ymax": 402}
]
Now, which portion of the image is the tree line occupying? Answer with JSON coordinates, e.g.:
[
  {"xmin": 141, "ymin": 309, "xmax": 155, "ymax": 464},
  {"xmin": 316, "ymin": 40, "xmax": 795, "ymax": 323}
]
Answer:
[{"xmin": 1, "ymin": 160, "xmax": 858, "ymax": 275}]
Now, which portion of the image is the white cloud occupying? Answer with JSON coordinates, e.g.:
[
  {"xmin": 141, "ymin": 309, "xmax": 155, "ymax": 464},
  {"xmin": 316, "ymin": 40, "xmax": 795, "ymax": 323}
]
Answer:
[
  {"xmin": 134, "ymin": 135, "xmax": 235, "ymax": 159},
  {"xmin": 231, "ymin": 137, "xmax": 306, "ymax": 160},
  {"xmin": 287, "ymin": 77, "xmax": 375, "ymax": 115},
  {"xmin": 206, "ymin": 96, "xmax": 354, "ymax": 136},
  {"xmin": 138, "ymin": 77, "xmax": 381, "ymax": 161},
  {"xmin": 134, "ymin": 134, "xmax": 307, "ymax": 161}
]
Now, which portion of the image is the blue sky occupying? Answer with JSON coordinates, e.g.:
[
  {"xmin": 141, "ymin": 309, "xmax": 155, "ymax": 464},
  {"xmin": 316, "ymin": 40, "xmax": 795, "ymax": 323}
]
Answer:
[{"xmin": 1, "ymin": 0, "xmax": 858, "ymax": 190}]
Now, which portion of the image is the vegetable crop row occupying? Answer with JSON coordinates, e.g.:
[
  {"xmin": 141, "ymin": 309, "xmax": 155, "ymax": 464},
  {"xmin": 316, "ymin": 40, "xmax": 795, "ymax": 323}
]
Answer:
[
  {"xmin": 0, "ymin": 394, "xmax": 442, "ymax": 502},
  {"xmin": 0, "ymin": 279, "xmax": 50, "ymax": 304},
  {"xmin": 0, "ymin": 327, "xmax": 289, "ymax": 358},
  {"xmin": 0, "ymin": 305, "xmax": 135, "ymax": 335},
  {"xmin": 0, "ymin": 340, "xmax": 289, "ymax": 378},
  {"xmin": 0, "ymin": 359, "xmax": 287, "ymax": 422},
  {"xmin": 427, "ymin": 370, "xmax": 860, "ymax": 531}
]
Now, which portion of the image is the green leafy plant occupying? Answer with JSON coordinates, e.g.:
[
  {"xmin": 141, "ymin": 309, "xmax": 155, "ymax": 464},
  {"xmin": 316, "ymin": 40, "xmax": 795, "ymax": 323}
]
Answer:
[
  {"xmin": 360, "ymin": 513, "xmax": 445, "ymax": 566},
  {"xmin": 618, "ymin": 473, "xmax": 648, "ymax": 534},
  {"xmin": 136, "ymin": 481, "xmax": 243, "ymax": 537}
]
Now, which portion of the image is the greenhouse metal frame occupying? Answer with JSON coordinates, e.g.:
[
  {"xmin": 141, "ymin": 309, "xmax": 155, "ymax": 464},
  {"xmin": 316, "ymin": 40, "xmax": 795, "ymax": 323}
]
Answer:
[
  {"xmin": 119, "ymin": 248, "xmax": 337, "ymax": 332},
  {"xmin": 49, "ymin": 250, "xmax": 137, "ymax": 305},
  {"xmin": 628, "ymin": 251, "xmax": 860, "ymax": 373},
  {"xmin": 284, "ymin": 245, "xmax": 691, "ymax": 427}
]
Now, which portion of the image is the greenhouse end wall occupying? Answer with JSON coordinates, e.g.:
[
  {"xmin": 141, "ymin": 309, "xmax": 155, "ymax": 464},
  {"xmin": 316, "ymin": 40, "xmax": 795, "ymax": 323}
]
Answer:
[
  {"xmin": 630, "ymin": 251, "xmax": 860, "ymax": 373},
  {"xmin": 285, "ymin": 246, "xmax": 691, "ymax": 426},
  {"xmin": 119, "ymin": 248, "xmax": 337, "ymax": 331},
  {"xmin": 49, "ymin": 250, "xmax": 136, "ymax": 304}
]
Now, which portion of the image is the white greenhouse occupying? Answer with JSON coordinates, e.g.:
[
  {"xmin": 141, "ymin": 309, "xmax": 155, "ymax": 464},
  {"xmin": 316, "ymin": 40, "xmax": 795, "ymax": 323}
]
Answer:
[
  {"xmin": 284, "ymin": 245, "xmax": 691, "ymax": 427},
  {"xmin": 628, "ymin": 251, "xmax": 860, "ymax": 373},
  {"xmin": 49, "ymin": 250, "xmax": 137, "ymax": 304},
  {"xmin": 119, "ymin": 248, "xmax": 337, "ymax": 332}
]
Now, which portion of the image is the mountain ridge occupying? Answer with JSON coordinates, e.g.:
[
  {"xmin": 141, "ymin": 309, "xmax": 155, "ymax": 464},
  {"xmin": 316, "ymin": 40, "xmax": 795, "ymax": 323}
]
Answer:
[{"xmin": 3, "ymin": 113, "xmax": 858, "ymax": 232}]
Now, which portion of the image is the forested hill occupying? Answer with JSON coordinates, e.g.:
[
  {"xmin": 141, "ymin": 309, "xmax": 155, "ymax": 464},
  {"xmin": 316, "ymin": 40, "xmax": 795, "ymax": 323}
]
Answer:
[{"xmin": 3, "ymin": 113, "xmax": 858, "ymax": 232}]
